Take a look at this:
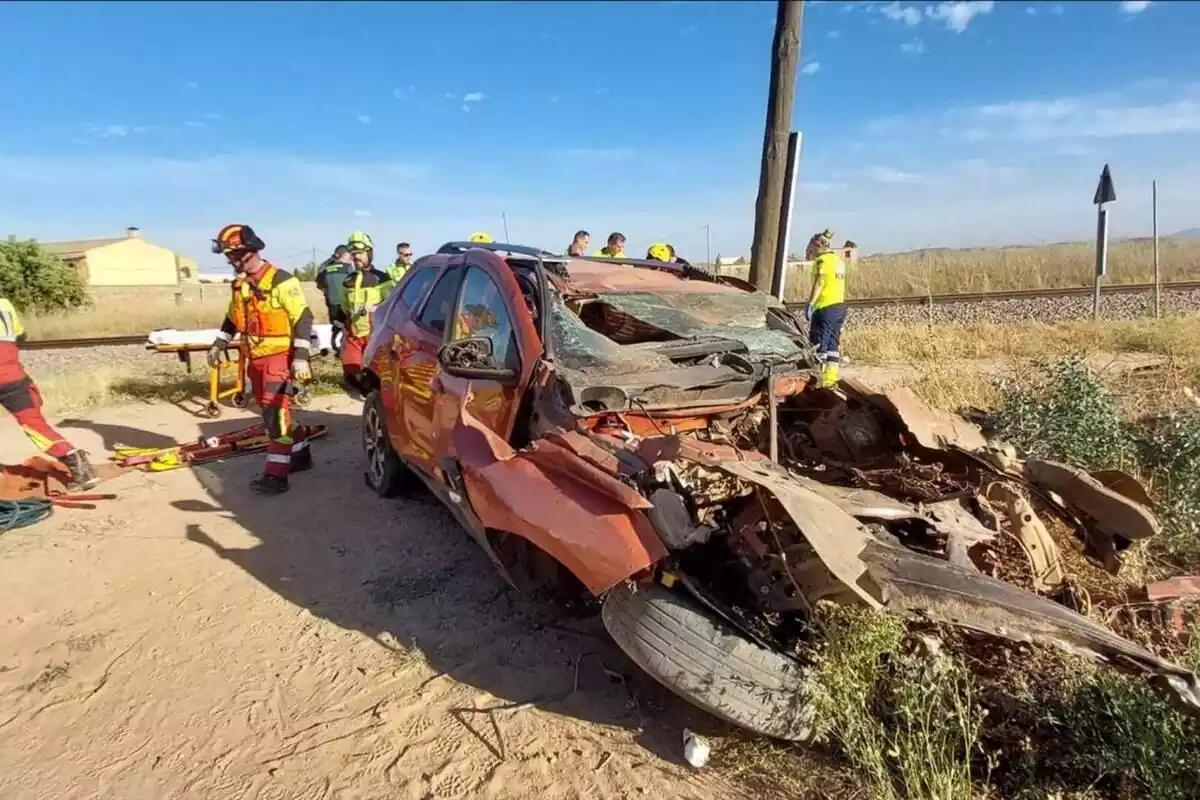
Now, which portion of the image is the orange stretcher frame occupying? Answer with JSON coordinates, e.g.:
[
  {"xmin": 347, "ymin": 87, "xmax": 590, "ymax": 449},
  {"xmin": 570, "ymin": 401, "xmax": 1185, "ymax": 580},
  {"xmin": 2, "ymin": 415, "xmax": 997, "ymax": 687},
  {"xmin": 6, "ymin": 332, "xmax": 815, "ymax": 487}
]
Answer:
[{"xmin": 149, "ymin": 339, "xmax": 313, "ymax": 418}]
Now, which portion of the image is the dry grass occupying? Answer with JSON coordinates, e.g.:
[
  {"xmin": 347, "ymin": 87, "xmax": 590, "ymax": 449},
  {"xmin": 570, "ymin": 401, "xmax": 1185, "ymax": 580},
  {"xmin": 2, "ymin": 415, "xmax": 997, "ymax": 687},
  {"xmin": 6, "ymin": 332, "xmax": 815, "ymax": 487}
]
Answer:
[
  {"xmin": 718, "ymin": 237, "xmax": 1200, "ymax": 302},
  {"xmin": 24, "ymin": 284, "xmax": 329, "ymax": 339},
  {"xmin": 845, "ymin": 316, "xmax": 1200, "ymax": 365},
  {"xmin": 36, "ymin": 357, "xmax": 345, "ymax": 417},
  {"xmin": 842, "ymin": 317, "xmax": 1200, "ymax": 417}
]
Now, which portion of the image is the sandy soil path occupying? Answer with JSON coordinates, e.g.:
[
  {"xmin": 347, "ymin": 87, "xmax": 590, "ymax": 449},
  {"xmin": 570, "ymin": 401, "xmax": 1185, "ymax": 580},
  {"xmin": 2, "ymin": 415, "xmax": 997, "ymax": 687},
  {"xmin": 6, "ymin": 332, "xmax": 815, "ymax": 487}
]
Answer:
[{"xmin": 0, "ymin": 396, "xmax": 745, "ymax": 800}]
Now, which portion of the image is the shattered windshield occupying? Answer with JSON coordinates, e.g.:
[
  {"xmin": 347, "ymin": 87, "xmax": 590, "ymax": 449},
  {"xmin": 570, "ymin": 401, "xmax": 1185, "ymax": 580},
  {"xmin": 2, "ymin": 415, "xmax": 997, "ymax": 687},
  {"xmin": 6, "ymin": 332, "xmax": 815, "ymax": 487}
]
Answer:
[
  {"xmin": 596, "ymin": 291, "xmax": 803, "ymax": 358},
  {"xmin": 549, "ymin": 293, "xmax": 674, "ymax": 373},
  {"xmin": 549, "ymin": 287, "xmax": 804, "ymax": 379}
]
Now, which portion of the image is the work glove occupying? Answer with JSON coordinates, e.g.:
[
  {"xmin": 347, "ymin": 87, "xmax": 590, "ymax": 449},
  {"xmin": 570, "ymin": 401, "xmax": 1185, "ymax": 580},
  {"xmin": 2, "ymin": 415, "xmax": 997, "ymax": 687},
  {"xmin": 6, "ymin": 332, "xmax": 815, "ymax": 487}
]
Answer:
[
  {"xmin": 207, "ymin": 338, "xmax": 228, "ymax": 368},
  {"xmin": 803, "ymin": 304, "xmax": 814, "ymax": 323},
  {"xmin": 292, "ymin": 355, "xmax": 313, "ymax": 383}
]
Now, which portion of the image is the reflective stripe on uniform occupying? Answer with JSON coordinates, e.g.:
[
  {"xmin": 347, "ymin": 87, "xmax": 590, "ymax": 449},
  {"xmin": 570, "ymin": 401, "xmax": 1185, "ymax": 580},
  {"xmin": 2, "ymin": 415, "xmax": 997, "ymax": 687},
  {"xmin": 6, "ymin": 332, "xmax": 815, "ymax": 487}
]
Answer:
[{"xmin": 266, "ymin": 453, "xmax": 291, "ymax": 464}]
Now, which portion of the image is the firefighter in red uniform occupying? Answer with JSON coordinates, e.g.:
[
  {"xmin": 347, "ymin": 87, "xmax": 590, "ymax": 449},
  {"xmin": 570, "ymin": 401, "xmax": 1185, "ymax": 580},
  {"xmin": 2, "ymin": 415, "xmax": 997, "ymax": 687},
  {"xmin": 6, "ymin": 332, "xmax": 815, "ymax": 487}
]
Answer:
[
  {"xmin": 207, "ymin": 224, "xmax": 316, "ymax": 495},
  {"xmin": 0, "ymin": 297, "xmax": 99, "ymax": 489}
]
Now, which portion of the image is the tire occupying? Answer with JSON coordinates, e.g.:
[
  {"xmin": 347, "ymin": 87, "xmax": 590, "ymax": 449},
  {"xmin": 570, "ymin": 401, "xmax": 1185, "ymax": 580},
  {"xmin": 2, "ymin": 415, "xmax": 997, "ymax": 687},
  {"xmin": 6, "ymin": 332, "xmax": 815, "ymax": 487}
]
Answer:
[
  {"xmin": 601, "ymin": 581, "xmax": 815, "ymax": 741},
  {"xmin": 362, "ymin": 390, "xmax": 408, "ymax": 497}
]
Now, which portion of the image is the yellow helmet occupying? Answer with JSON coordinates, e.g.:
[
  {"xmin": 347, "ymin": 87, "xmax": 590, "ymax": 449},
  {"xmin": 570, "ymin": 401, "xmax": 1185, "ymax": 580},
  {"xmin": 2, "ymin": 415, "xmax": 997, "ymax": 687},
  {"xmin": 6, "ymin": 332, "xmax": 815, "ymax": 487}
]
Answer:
[
  {"xmin": 347, "ymin": 230, "xmax": 374, "ymax": 252},
  {"xmin": 647, "ymin": 243, "xmax": 671, "ymax": 262},
  {"xmin": 468, "ymin": 232, "xmax": 494, "ymax": 244}
]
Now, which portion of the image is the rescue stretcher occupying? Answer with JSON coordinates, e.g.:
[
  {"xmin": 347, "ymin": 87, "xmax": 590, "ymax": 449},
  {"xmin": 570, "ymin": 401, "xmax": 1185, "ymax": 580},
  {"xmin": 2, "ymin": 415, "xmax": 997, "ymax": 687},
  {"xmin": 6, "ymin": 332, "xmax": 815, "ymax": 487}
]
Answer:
[
  {"xmin": 146, "ymin": 325, "xmax": 335, "ymax": 417},
  {"xmin": 112, "ymin": 422, "xmax": 329, "ymax": 471}
]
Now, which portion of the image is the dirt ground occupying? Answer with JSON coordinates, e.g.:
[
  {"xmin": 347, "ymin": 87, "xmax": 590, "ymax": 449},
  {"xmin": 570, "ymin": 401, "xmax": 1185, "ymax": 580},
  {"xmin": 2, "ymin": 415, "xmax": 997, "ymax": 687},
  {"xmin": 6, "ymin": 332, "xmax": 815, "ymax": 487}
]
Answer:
[{"xmin": 0, "ymin": 395, "xmax": 748, "ymax": 800}]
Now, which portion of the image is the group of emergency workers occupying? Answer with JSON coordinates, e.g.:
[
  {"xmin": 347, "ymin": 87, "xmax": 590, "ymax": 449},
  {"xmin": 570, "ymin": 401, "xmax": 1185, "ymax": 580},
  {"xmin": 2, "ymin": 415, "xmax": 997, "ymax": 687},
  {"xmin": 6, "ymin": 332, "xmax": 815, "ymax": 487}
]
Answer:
[{"xmin": 0, "ymin": 222, "xmax": 852, "ymax": 499}]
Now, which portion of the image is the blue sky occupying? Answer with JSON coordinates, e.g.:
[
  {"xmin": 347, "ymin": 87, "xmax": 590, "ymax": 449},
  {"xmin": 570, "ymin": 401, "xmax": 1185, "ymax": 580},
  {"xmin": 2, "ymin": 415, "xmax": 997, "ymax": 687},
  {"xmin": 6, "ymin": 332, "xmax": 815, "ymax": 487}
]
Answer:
[{"xmin": 2, "ymin": 0, "xmax": 1198, "ymax": 274}]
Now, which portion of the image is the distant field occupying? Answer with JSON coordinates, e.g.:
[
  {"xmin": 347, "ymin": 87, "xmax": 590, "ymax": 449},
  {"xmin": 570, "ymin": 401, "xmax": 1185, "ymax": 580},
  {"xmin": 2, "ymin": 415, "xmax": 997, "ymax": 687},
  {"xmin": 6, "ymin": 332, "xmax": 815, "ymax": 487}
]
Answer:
[
  {"xmin": 720, "ymin": 236, "xmax": 1200, "ymax": 303},
  {"xmin": 24, "ymin": 284, "xmax": 330, "ymax": 339},
  {"xmin": 21, "ymin": 237, "xmax": 1200, "ymax": 338}
]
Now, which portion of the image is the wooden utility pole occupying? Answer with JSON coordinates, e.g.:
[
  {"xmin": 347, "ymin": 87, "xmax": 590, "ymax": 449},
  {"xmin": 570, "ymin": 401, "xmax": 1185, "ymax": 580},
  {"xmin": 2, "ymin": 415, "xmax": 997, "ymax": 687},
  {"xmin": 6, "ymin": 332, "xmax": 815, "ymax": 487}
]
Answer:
[{"xmin": 749, "ymin": 0, "xmax": 804, "ymax": 292}]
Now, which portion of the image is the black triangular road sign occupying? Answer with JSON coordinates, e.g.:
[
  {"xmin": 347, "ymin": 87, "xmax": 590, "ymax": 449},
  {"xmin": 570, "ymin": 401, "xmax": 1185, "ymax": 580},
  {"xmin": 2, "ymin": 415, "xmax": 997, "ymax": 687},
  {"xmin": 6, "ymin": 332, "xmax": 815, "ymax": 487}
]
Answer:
[{"xmin": 1093, "ymin": 163, "xmax": 1116, "ymax": 205}]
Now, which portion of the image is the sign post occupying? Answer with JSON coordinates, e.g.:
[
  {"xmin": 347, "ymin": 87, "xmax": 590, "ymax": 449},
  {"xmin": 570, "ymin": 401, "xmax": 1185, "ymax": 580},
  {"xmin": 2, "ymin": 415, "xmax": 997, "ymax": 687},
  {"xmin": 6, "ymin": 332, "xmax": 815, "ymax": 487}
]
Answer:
[
  {"xmin": 1153, "ymin": 180, "xmax": 1161, "ymax": 319},
  {"xmin": 771, "ymin": 131, "xmax": 803, "ymax": 301},
  {"xmin": 1092, "ymin": 163, "xmax": 1117, "ymax": 321}
]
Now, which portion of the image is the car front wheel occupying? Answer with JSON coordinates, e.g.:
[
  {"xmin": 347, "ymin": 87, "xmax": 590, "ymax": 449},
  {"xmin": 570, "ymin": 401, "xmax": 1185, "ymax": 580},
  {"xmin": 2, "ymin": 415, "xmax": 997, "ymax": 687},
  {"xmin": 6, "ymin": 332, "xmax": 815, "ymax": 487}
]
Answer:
[{"xmin": 362, "ymin": 390, "xmax": 408, "ymax": 497}]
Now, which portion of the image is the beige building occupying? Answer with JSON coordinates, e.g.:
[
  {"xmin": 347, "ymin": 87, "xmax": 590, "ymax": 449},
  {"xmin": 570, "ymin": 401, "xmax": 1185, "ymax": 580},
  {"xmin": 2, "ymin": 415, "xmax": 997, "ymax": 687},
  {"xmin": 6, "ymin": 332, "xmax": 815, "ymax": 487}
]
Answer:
[{"xmin": 40, "ymin": 228, "xmax": 197, "ymax": 286}]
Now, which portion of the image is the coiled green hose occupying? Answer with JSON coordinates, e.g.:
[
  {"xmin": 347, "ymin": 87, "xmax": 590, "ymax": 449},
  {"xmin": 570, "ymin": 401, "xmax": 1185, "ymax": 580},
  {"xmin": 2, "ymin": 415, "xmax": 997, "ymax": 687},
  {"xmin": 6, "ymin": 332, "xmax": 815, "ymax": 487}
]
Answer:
[{"xmin": 0, "ymin": 498, "xmax": 53, "ymax": 532}]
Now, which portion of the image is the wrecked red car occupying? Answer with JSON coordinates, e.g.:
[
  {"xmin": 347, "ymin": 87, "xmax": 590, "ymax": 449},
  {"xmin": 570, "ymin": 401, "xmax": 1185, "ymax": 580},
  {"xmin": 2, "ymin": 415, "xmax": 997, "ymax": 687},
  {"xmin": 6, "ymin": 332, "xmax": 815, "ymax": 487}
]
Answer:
[{"xmin": 359, "ymin": 241, "xmax": 1200, "ymax": 740}]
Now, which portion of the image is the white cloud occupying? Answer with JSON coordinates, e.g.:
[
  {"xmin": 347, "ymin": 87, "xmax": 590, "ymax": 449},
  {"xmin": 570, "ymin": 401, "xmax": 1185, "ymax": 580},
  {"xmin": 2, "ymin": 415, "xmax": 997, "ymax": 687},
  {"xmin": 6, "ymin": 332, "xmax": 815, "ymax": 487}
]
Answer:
[
  {"xmin": 185, "ymin": 81, "xmax": 199, "ymax": 89},
  {"xmin": 463, "ymin": 92, "xmax": 486, "ymax": 103},
  {"xmin": 84, "ymin": 123, "xmax": 152, "ymax": 138},
  {"xmin": 866, "ymin": 85, "xmax": 1200, "ymax": 142},
  {"xmin": 801, "ymin": 61, "xmax": 821, "ymax": 75},
  {"xmin": 1050, "ymin": 3, "xmax": 1064, "ymax": 12},
  {"xmin": 828, "ymin": 29, "xmax": 841, "ymax": 38},
  {"xmin": 900, "ymin": 38, "xmax": 925, "ymax": 55},
  {"xmin": 356, "ymin": 114, "xmax": 371, "ymax": 125},
  {"xmin": 444, "ymin": 92, "xmax": 457, "ymax": 100},
  {"xmin": 461, "ymin": 104, "xmax": 471, "ymax": 113},
  {"xmin": 1119, "ymin": 0, "xmax": 1151, "ymax": 12},
  {"xmin": 203, "ymin": 112, "xmax": 222, "ymax": 120},
  {"xmin": 1025, "ymin": 5, "xmax": 1037, "ymax": 14},
  {"xmin": 880, "ymin": 2, "xmax": 922, "ymax": 26},
  {"xmin": 184, "ymin": 121, "xmax": 205, "ymax": 128},
  {"xmin": 392, "ymin": 85, "xmax": 415, "ymax": 100},
  {"xmin": 925, "ymin": 1, "xmax": 995, "ymax": 33},
  {"xmin": 548, "ymin": 95, "xmax": 561, "ymax": 104},
  {"xmin": 862, "ymin": 166, "xmax": 926, "ymax": 184},
  {"xmin": 353, "ymin": 209, "xmax": 371, "ymax": 218}
]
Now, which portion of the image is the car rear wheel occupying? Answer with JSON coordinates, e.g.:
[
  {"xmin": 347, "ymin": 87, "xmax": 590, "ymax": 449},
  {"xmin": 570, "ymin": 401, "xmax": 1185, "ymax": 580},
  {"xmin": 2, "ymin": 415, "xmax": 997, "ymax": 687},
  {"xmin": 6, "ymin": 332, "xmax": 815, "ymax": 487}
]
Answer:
[
  {"xmin": 601, "ymin": 581, "xmax": 815, "ymax": 741},
  {"xmin": 362, "ymin": 390, "xmax": 409, "ymax": 497}
]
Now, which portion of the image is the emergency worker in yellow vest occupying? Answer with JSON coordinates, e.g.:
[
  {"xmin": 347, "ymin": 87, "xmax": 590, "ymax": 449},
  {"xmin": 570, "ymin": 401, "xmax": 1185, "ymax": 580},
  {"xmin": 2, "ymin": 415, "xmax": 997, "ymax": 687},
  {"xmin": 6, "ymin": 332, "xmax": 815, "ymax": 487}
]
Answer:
[
  {"xmin": 340, "ymin": 231, "xmax": 390, "ymax": 393},
  {"xmin": 207, "ymin": 224, "xmax": 315, "ymax": 495},
  {"xmin": 803, "ymin": 228, "xmax": 848, "ymax": 388},
  {"xmin": 385, "ymin": 242, "xmax": 414, "ymax": 292}
]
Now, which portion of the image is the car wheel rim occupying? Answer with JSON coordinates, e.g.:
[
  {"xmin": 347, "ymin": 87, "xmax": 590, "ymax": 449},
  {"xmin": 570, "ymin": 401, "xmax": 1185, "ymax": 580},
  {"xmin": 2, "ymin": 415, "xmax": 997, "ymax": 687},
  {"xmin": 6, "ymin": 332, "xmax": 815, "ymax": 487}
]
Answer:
[{"xmin": 364, "ymin": 405, "xmax": 387, "ymax": 486}]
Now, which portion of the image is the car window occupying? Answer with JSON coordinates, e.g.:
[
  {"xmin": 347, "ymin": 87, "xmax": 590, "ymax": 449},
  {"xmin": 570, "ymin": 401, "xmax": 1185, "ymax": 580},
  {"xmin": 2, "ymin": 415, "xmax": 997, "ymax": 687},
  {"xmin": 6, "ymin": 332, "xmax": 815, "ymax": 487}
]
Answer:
[
  {"xmin": 398, "ymin": 264, "xmax": 438, "ymax": 310},
  {"xmin": 451, "ymin": 266, "xmax": 520, "ymax": 372},
  {"xmin": 416, "ymin": 267, "xmax": 464, "ymax": 334}
]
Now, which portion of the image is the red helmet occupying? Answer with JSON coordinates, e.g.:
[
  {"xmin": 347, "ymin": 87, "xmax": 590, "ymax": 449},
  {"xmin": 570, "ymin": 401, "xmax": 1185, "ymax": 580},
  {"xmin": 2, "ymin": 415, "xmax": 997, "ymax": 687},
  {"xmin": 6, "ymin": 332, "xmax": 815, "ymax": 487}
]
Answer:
[{"xmin": 212, "ymin": 224, "xmax": 265, "ymax": 255}]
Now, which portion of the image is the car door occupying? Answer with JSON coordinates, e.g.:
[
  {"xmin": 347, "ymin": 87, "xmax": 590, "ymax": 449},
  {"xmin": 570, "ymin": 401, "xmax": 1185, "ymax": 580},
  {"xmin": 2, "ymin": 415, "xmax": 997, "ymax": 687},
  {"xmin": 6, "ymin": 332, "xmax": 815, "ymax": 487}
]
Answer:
[
  {"xmin": 370, "ymin": 261, "xmax": 439, "ymax": 417},
  {"xmin": 391, "ymin": 263, "xmax": 465, "ymax": 473},
  {"xmin": 430, "ymin": 255, "xmax": 544, "ymax": 458}
]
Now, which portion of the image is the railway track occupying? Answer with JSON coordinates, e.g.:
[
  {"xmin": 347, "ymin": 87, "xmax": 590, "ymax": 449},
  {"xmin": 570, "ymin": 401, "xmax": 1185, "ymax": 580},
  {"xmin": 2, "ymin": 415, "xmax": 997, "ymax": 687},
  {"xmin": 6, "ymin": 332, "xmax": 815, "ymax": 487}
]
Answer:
[
  {"xmin": 787, "ymin": 279, "xmax": 1200, "ymax": 310},
  {"xmin": 19, "ymin": 279, "xmax": 1197, "ymax": 350}
]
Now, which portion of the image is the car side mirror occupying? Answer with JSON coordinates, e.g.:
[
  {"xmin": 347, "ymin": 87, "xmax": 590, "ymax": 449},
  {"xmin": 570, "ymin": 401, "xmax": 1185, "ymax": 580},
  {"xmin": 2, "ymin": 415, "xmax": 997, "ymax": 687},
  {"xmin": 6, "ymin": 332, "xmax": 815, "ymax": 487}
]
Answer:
[{"xmin": 437, "ymin": 337, "xmax": 517, "ymax": 381}]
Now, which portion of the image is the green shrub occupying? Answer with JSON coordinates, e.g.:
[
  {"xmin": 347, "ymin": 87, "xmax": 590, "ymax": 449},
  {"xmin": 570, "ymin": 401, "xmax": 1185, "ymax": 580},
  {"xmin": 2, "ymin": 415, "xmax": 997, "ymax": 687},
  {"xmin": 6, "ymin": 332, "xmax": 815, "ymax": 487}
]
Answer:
[
  {"xmin": 808, "ymin": 606, "xmax": 986, "ymax": 799},
  {"xmin": 992, "ymin": 356, "xmax": 1134, "ymax": 470},
  {"xmin": 1134, "ymin": 408, "xmax": 1200, "ymax": 560},
  {"xmin": 0, "ymin": 238, "xmax": 89, "ymax": 313},
  {"xmin": 1052, "ymin": 636, "xmax": 1200, "ymax": 800}
]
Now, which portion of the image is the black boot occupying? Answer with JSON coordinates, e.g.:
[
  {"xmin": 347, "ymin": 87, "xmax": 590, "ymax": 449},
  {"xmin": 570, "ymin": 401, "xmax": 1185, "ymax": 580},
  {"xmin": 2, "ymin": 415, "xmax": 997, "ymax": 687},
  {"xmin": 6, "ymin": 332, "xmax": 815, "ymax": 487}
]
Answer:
[
  {"xmin": 250, "ymin": 474, "xmax": 289, "ymax": 495},
  {"xmin": 61, "ymin": 450, "xmax": 100, "ymax": 490},
  {"xmin": 291, "ymin": 447, "xmax": 313, "ymax": 472}
]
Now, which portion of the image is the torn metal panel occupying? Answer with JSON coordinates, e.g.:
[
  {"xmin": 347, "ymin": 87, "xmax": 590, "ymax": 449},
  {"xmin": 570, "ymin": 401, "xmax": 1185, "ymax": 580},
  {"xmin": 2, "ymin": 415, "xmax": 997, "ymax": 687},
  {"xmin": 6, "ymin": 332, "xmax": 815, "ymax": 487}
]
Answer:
[
  {"xmin": 715, "ymin": 459, "xmax": 884, "ymax": 610},
  {"xmin": 451, "ymin": 401, "xmax": 666, "ymax": 594},
  {"xmin": 860, "ymin": 538, "xmax": 1200, "ymax": 715},
  {"xmin": 867, "ymin": 386, "xmax": 989, "ymax": 452},
  {"xmin": 1024, "ymin": 459, "xmax": 1160, "ymax": 573},
  {"xmin": 985, "ymin": 482, "xmax": 1066, "ymax": 593}
]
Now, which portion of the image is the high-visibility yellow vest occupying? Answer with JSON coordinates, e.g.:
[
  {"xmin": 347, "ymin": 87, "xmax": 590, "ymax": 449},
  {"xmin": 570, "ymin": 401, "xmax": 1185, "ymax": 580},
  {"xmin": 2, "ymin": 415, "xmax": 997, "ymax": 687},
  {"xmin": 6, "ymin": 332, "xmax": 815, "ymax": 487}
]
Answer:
[
  {"xmin": 812, "ymin": 250, "xmax": 847, "ymax": 310},
  {"xmin": 343, "ymin": 269, "xmax": 388, "ymax": 337}
]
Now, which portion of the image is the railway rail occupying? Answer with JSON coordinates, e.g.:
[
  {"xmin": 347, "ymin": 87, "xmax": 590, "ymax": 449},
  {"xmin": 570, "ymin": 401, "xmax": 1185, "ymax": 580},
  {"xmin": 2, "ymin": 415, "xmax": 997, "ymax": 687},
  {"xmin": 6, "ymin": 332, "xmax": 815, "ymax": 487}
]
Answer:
[
  {"xmin": 789, "ymin": 279, "xmax": 1200, "ymax": 310},
  {"xmin": 18, "ymin": 279, "xmax": 1197, "ymax": 350}
]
